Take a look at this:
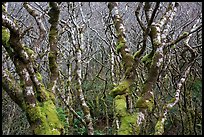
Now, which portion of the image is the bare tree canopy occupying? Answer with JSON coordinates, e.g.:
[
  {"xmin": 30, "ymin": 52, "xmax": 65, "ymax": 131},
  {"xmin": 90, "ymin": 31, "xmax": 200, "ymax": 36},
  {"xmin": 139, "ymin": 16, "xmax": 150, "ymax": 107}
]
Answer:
[{"xmin": 2, "ymin": 2, "xmax": 202, "ymax": 135}]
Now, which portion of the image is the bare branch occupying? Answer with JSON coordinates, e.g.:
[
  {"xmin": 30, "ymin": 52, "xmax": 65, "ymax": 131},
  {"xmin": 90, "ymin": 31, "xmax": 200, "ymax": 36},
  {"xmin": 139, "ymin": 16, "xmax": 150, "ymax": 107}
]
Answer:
[{"xmin": 135, "ymin": 2, "xmax": 146, "ymax": 31}]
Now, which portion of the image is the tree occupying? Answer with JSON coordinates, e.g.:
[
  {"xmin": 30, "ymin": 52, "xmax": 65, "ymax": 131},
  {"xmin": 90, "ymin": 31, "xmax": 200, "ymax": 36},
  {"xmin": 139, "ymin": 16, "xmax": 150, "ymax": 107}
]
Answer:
[
  {"xmin": 2, "ymin": 2, "xmax": 64, "ymax": 135},
  {"xmin": 2, "ymin": 2, "xmax": 202, "ymax": 135},
  {"xmin": 107, "ymin": 2, "xmax": 201, "ymax": 135}
]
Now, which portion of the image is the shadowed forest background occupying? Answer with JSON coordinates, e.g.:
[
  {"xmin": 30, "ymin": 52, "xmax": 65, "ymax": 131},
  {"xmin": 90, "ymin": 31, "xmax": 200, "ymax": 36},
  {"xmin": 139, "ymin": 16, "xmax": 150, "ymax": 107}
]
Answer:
[{"xmin": 2, "ymin": 2, "xmax": 202, "ymax": 135}]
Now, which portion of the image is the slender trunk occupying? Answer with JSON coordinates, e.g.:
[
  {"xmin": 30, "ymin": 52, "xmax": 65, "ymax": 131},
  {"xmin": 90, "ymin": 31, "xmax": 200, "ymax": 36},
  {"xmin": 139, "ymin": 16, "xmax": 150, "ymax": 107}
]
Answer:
[
  {"xmin": 48, "ymin": 2, "xmax": 60, "ymax": 95},
  {"xmin": 70, "ymin": 20, "xmax": 94, "ymax": 134}
]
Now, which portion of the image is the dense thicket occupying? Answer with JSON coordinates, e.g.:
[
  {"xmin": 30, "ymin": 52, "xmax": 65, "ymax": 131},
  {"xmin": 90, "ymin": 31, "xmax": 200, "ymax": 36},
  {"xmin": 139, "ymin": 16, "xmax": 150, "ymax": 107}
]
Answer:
[{"xmin": 2, "ymin": 2, "xmax": 202, "ymax": 135}]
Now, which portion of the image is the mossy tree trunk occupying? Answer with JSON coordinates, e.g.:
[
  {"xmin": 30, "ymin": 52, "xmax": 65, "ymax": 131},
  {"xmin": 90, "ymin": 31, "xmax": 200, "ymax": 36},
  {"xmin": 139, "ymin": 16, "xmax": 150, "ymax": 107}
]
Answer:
[
  {"xmin": 134, "ymin": 2, "xmax": 179, "ymax": 135},
  {"xmin": 108, "ymin": 2, "xmax": 197, "ymax": 135},
  {"xmin": 48, "ymin": 2, "xmax": 60, "ymax": 95},
  {"xmin": 2, "ymin": 2, "xmax": 64, "ymax": 135},
  {"xmin": 108, "ymin": 2, "xmax": 140, "ymax": 135}
]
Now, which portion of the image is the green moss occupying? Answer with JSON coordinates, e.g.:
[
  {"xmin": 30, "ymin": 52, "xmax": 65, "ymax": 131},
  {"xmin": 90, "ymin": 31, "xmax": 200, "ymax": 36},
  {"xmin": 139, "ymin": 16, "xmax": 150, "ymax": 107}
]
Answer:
[
  {"xmin": 49, "ymin": 51, "xmax": 56, "ymax": 58},
  {"xmin": 48, "ymin": 52, "xmax": 57, "ymax": 71},
  {"xmin": 24, "ymin": 47, "xmax": 34, "ymax": 56},
  {"xmin": 182, "ymin": 32, "xmax": 189, "ymax": 37},
  {"xmin": 26, "ymin": 100, "xmax": 64, "ymax": 135},
  {"xmin": 36, "ymin": 72, "xmax": 42, "ymax": 82},
  {"xmin": 133, "ymin": 50, "xmax": 140, "ymax": 58},
  {"xmin": 39, "ymin": 86, "xmax": 54, "ymax": 101},
  {"xmin": 26, "ymin": 104, "xmax": 51, "ymax": 134},
  {"xmin": 27, "ymin": 105, "xmax": 43, "ymax": 122},
  {"xmin": 136, "ymin": 96, "xmax": 154, "ymax": 112},
  {"xmin": 123, "ymin": 54, "xmax": 134, "ymax": 77},
  {"xmin": 2, "ymin": 5, "xmax": 6, "ymax": 12},
  {"xmin": 95, "ymin": 95, "xmax": 99, "ymax": 112},
  {"xmin": 154, "ymin": 119, "xmax": 164, "ymax": 135},
  {"xmin": 150, "ymin": 52, "xmax": 161, "ymax": 67},
  {"xmin": 44, "ymin": 88, "xmax": 55, "ymax": 104},
  {"xmin": 2, "ymin": 27, "xmax": 10, "ymax": 46},
  {"xmin": 48, "ymin": 92, "xmax": 55, "ymax": 102},
  {"xmin": 48, "ymin": 52, "xmax": 57, "ymax": 63},
  {"xmin": 118, "ymin": 113, "xmax": 139, "ymax": 135},
  {"xmin": 49, "ymin": 29, "xmax": 57, "ymax": 39},
  {"xmin": 171, "ymin": 44, "xmax": 176, "ymax": 49},
  {"xmin": 114, "ymin": 95, "xmax": 127, "ymax": 117},
  {"xmin": 41, "ymin": 100, "xmax": 63, "ymax": 129},
  {"xmin": 153, "ymin": 40, "xmax": 161, "ymax": 48},
  {"xmin": 146, "ymin": 98, "xmax": 154, "ymax": 112},
  {"xmin": 168, "ymin": 98, "xmax": 176, "ymax": 104},
  {"xmin": 116, "ymin": 41, "xmax": 124, "ymax": 54},
  {"xmin": 150, "ymin": 26, "xmax": 157, "ymax": 37},
  {"xmin": 2, "ymin": 4, "xmax": 8, "ymax": 13},
  {"xmin": 36, "ymin": 85, "xmax": 53, "ymax": 103},
  {"xmin": 136, "ymin": 97, "xmax": 146, "ymax": 108},
  {"xmin": 141, "ymin": 53, "xmax": 152, "ymax": 65},
  {"xmin": 48, "ymin": 3, "xmax": 60, "ymax": 26},
  {"xmin": 123, "ymin": 54, "xmax": 134, "ymax": 68},
  {"xmin": 20, "ymin": 80, "xmax": 25, "ymax": 88},
  {"xmin": 110, "ymin": 80, "xmax": 130, "ymax": 98},
  {"xmin": 114, "ymin": 95, "xmax": 141, "ymax": 135}
]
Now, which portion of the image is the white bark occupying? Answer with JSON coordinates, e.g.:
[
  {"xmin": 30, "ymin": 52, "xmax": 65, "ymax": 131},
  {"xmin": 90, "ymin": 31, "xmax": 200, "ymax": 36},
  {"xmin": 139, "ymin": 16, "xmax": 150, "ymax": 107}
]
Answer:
[
  {"xmin": 70, "ymin": 14, "xmax": 94, "ymax": 133},
  {"xmin": 23, "ymin": 2, "xmax": 46, "ymax": 53},
  {"xmin": 110, "ymin": 44, "xmax": 116, "ymax": 85},
  {"xmin": 26, "ymin": 86, "xmax": 34, "ymax": 96}
]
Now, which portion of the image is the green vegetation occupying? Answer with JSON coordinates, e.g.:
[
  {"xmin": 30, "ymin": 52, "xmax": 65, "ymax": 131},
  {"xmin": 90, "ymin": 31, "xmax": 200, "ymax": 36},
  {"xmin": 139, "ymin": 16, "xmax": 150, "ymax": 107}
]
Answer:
[{"xmin": 2, "ymin": 2, "xmax": 202, "ymax": 136}]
